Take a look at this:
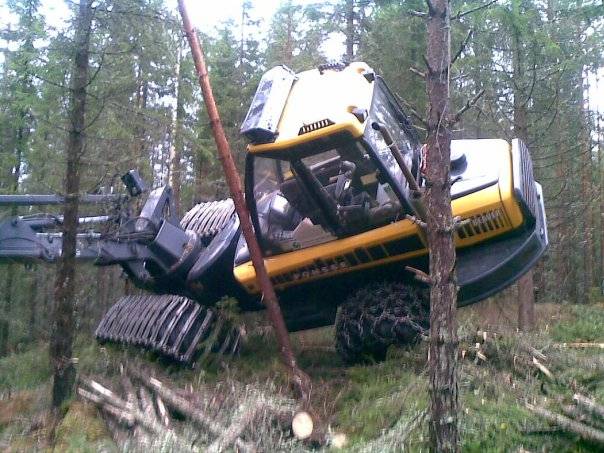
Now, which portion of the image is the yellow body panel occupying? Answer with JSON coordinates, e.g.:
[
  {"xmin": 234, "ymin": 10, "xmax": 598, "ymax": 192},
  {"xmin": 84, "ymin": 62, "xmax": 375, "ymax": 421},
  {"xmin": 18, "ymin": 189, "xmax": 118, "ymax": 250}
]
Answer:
[
  {"xmin": 234, "ymin": 138, "xmax": 527, "ymax": 293},
  {"xmin": 250, "ymin": 120, "xmax": 365, "ymax": 153},
  {"xmin": 248, "ymin": 62, "xmax": 374, "ymax": 154}
]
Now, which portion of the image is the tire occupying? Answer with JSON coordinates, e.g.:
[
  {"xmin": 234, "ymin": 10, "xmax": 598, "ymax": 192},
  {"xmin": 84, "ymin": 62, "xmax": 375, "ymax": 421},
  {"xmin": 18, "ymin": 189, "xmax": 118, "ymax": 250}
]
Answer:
[{"xmin": 335, "ymin": 281, "xmax": 429, "ymax": 364}]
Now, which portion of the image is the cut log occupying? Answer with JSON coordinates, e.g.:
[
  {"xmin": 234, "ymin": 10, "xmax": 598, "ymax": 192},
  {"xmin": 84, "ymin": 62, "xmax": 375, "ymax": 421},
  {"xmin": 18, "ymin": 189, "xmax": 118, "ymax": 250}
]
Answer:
[
  {"xmin": 331, "ymin": 432, "xmax": 348, "ymax": 449},
  {"xmin": 526, "ymin": 403, "xmax": 604, "ymax": 444},
  {"xmin": 292, "ymin": 411, "xmax": 314, "ymax": 440}
]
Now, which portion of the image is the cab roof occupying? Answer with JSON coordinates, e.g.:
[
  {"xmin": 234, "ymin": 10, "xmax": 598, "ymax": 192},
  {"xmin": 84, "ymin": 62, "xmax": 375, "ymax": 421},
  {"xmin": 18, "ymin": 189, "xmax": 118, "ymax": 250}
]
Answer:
[{"xmin": 247, "ymin": 62, "xmax": 375, "ymax": 154}]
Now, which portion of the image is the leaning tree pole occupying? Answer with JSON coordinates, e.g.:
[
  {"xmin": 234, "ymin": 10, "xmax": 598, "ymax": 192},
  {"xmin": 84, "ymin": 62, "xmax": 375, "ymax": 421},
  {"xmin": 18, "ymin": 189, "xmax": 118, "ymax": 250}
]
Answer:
[{"xmin": 176, "ymin": 0, "xmax": 312, "ymax": 403}]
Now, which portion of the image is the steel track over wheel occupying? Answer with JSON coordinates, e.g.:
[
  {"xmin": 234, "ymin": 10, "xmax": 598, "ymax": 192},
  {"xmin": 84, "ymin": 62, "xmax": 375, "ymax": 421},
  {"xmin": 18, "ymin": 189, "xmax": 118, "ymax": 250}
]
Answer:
[
  {"xmin": 335, "ymin": 281, "xmax": 429, "ymax": 364},
  {"xmin": 181, "ymin": 198, "xmax": 235, "ymax": 245},
  {"xmin": 95, "ymin": 294, "xmax": 243, "ymax": 364},
  {"xmin": 95, "ymin": 199, "xmax": 239, "ymax": 365}
]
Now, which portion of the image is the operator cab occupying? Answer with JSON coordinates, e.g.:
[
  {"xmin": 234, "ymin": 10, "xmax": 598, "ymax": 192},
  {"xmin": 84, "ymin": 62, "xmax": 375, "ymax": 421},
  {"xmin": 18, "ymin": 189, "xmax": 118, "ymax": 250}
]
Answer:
[{"xmin": 237, "ymin": 62, "xmax": 421, "ymax": 261}]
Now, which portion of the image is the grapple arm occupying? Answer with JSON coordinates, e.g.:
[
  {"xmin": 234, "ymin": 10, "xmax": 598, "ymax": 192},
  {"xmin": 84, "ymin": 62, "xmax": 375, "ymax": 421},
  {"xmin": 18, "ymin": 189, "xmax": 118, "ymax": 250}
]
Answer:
[{"xmin": 0, "ymin": 173, "xmax": 204, "ymax": 295}]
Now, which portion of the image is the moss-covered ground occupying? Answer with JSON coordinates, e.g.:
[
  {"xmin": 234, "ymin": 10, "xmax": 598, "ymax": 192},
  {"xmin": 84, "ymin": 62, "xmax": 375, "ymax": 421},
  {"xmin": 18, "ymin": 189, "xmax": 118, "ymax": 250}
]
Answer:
[{"xmin": 1, "ymin": 301, "xmax": 603, "ymax": 452}]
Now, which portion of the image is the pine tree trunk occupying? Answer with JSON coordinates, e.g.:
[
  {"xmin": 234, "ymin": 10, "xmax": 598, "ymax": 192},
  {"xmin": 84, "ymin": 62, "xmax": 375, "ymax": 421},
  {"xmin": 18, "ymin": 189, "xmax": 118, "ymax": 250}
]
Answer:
[
  {"xmin": 597, "ymin": 106, "xmax": 603, "ymax": 294},
  {"xmin": 345, "ymin": 0, "xmax": 354, "ymax": 61},
  {"xmin": 581, "ymin": 68, "xmax": 594, "ymax": 296},
  {"xmin": 28, "ymin": 267, "xmax": 38, "ymax": 338},
  {"xmin": 0, "ymin": 265, "xmax": 15, "ymax": 357},
  {"xmin": 425, "ymin": 0, "xmax": 459, "ymax": 450},
  {"xmin": 0, "ymin": 126, "xmax": 24, "ymax": 356},
  {"xmin": 50, "ymin": 0, "xmax": 93, "ymax": 410},
  {"xmin": 512, "ymin": 20, "xmax": 535, "ymax": 330},
  {"xmin": 168, "ymin": 45, "xmax": 184, "ymax": 216}
]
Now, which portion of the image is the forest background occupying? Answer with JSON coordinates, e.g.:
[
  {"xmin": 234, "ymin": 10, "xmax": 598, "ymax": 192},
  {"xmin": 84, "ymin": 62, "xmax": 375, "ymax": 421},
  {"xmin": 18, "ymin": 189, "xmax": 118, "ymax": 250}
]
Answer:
[{"xmin": 0, "ymin": 0, "xmax": 603, "ymax": 449}]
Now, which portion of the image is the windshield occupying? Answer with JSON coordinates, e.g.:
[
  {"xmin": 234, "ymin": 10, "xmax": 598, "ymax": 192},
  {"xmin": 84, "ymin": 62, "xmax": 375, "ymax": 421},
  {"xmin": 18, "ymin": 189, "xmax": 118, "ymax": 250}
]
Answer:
[{"xmin": 250, "ymin": 141, "xmax": 404, "ymax": 257}]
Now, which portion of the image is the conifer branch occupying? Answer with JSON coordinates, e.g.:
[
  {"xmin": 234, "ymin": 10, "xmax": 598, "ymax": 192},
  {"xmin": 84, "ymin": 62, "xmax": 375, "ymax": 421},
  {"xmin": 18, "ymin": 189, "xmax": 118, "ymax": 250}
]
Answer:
[
  {"xmin": 406, "ymin": 214, "xmax": 427, "ymax": 230},
  {"xmin": 451, "ymin": 0, "xmax": 498, "ymax": 21},
  {"xmin": 410, "ymin": 66, "xmax": 427, "ymax": 79},
  {"xmin": 405, "ymin": 266, "xmax": 433, "ymax": 285},
  {"xmin": 449, "ymin": 89, "xmax": 485, "ymax": 125},
  {"xmin": 450, "ymin": 30, "xmax": 473, "ymax": 66},
  {"xmin": 409, "ymin": 10, "xmax": 428, "ymax": 18}
]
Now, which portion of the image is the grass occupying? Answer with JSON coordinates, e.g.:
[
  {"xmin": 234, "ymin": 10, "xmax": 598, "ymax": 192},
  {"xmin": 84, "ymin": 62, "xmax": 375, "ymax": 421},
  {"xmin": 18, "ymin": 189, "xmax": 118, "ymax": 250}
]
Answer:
[
  {"xmin": 53, "ymin": 401, "xmax": 115, "ymax": 453},
  {"xmin": 1, "ymin": 301, "xmax": 603, "ymax": 452},
  {"xmin": 549, "ymin": 304, "xmax": 604, "ymax": 343},
  {"xmin": 0, "ymin": 343, "xmax": 51, "ymax": 393}
]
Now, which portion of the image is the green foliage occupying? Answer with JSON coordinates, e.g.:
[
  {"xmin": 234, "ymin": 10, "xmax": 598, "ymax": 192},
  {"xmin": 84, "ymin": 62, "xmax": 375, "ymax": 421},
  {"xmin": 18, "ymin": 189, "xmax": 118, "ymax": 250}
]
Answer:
[
  {"xmin": 0, "ymin": 343, "xmax": 50, "ymax": 392},
  {"xmin": 360, "ymin": 0, "xmax": 427, "ymax": 132}
]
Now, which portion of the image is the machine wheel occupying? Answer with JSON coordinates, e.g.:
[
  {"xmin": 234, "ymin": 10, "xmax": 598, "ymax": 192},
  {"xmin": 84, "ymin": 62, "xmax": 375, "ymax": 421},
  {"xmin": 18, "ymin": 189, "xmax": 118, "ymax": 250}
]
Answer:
[{"xmin": 335, "ymin": 281, "xmax": 429, "ymax": 364}]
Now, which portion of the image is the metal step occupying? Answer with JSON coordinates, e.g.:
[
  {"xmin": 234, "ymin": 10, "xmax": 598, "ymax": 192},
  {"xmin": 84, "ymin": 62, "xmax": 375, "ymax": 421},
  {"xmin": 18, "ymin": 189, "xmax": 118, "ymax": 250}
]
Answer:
[{"xmin": 95, "ymin": 294, "xmax": 241, "ymax": 364}]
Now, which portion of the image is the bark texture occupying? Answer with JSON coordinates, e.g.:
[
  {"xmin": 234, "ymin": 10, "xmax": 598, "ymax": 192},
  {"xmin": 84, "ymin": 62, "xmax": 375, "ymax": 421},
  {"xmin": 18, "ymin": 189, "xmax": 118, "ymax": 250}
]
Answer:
[
  {"xmin": 512, "ymin": 22, "xmax": 535, "ymax": 330},
  {"xmin": 50, "ymin": 0, "xmax": 93, "ymax": 409},
  {"xmin": 178, "ymin": 1, "xmax": 312, "ymax": 403},
  {"xmin": 168, "ymin": 44, "xmax": 184, "ymax": 216},
  {"xmin": 424, "ymin": 0, "xmax": 459, "ymax": 450},
  {"xmin": 345, "ymin": 0, "xmax": 355, "ymax": 61}
]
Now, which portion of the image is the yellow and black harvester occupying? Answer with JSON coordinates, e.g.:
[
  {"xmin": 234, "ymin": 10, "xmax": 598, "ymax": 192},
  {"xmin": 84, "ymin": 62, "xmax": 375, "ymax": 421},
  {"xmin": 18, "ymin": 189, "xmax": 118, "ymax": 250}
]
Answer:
[{"xmin": 0, "ymin": 62, "xmax": 548, "ymax": 363}]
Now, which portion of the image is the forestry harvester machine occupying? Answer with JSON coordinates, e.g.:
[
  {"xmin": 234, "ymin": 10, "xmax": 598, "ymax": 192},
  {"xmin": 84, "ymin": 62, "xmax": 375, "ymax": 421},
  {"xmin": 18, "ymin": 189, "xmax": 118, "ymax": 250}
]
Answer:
[{"xmin": 0, "ymin": 62, "xmax": 548, "ymax": 364}]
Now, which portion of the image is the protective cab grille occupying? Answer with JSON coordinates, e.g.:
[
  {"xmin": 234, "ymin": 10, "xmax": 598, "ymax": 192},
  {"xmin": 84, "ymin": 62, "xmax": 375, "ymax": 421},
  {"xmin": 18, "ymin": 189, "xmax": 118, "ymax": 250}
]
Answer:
[
  {"xmin": 456, "ymin": 209, "xmax": 510, "ymax": 239},
  {"xmin": 512, "ymin": 139, "xmax": 538, "ymax": 221},
  {"xmin": 298, "ymin": 119, "xmax": 334, "ymax": 135}
]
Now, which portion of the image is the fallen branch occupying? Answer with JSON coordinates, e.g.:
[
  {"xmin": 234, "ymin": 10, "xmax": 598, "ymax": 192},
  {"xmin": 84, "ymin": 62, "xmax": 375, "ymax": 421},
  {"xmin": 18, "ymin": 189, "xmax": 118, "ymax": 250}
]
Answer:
[
  {"xmin": 208, "ymin": 403, "xmax": 263, "ymax": 453},
  {"xmin": 156, "ymin": 395, "xmax": 171, "ymax": 427},
  {"xmin": 79, "ymin": 379, "xmax": 191, "ymax": 450},
  {"xmin": 573, "ymin": 394, "xmax": 604, "ymax": 419},
  {"xmin": 360, "ymin": 409, "xmax": 427, "ymax": 453},
  {"xmin": 526, "ymin": 403, "xmax": 604, "ymax": 444},
  {"xmin": 531, "ymin": 357, "xmax": 554, "ymax": 380},
  {"xmin": 555, "ymin": 343, "xmax": 604, "ymax": 349},
  {"xmin": 128, "ymin": 367, "xmax": 255, "ymax": 452},
  {"xmin": 77, "ymin": 388, "xmax": 135, "ymax": 427}
]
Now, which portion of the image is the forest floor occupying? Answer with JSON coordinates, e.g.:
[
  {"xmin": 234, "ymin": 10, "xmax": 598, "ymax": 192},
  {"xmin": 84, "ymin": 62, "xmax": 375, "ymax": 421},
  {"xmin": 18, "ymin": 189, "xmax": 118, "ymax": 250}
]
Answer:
[{"xmin": 1, "ymin": 299, "xmax": 603, "ymax": 452}]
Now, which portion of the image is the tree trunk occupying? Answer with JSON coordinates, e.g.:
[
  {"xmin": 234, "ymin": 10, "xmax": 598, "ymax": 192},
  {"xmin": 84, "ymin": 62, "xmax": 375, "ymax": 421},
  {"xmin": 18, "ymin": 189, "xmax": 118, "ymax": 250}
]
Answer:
[
  {"xmin": 345, "ymin": 0, "xmax": 354, "ymax": 61},
  {"xmin": 597, "ymin": 105, "xmax": 603, "ymax": 295},
  {"xmin": 512, "ymin": 19, "xmax": 535, "ymax": 330},
  {"xmin": 0, "ymin": 129, "xmax": 25, "ymax": 357},
  {"xmin": 28, "ymin": 267, "xmax": 38, "ymax": 339},
  {"xmin": 50, "ymin": 0, "xmax": 93, "ymax": 410},
  {"xmin": 0, "ymin": 265, "xmax": 15, "ymax": 357},
  {"xmin": 168, "ymin": 44, "xmax": 184, "ymax": 216},
  {"xmin": 424, "ymin": 0, "xmax": 459, "ymax": 451},
  {"xmin": 581, "ymin": 68, "xmax": 594, "ymax": 296}
]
